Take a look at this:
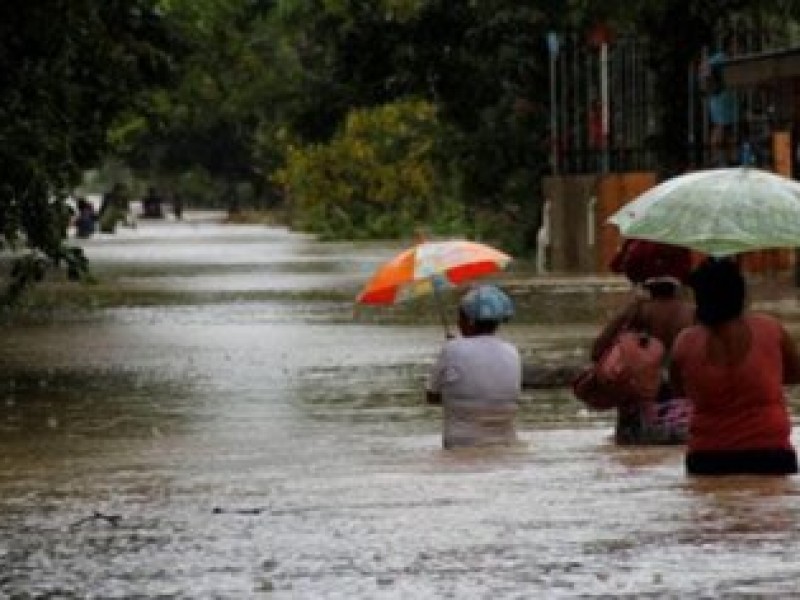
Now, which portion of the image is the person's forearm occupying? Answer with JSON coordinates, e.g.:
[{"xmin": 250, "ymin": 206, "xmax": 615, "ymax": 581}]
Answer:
[{"xmin": 591, "ymin": 313, "xmax": 627, "ymax": 360}]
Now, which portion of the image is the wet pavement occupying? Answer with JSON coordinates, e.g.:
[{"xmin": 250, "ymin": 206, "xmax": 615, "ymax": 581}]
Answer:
[{"xmin": 2, "ymin": 212, "xmax": 800, "ymax": 597}]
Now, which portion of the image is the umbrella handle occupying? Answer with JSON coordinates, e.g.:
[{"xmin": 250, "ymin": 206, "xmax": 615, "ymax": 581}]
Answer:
[{"xmin": 431, "ymin": 280, "xmax": 451, "ymax": 339}]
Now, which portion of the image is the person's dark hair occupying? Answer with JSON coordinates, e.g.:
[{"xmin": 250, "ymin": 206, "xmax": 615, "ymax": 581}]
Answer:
[
  {"xmin": 458, "ymin": 308, "xmax": 499, "ymax": 335},
  {"xmin": 643, "ymin": 278, "xmax": 680, "ymax": 299},
  {"xmin": 688, "ymin": 257, "xmax": 745, "ymax": 326}
]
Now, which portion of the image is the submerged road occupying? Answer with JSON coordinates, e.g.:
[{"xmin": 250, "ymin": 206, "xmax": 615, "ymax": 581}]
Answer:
[{"xmin": 1, "ymin": 212, "xmax": 800, "ymax": 597}]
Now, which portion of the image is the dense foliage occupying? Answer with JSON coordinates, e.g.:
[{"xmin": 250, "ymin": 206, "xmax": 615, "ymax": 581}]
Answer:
[
  {"xmin": 0, "ymin": 1, "xmax": 176, "ymax": 298},
  {"xmin": 277, "ymin": 99, "xmax": 464, "ymax": 239},
  {"xmin": 270, "ymin": 2, "xmax": 552, "ymax": 250}
]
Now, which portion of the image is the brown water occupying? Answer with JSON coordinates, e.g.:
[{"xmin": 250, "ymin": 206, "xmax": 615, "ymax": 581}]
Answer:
[{"xmin": 2, "ymin": 213, "xmax": 800, "ymax": 598}]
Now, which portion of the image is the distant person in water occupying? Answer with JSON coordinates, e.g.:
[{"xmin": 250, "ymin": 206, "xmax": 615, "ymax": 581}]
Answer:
[
  {"xmin": 671, "ymin": 258, "xmax": 800, "ymax": 475},
  {"xmin": 172, "ymin": 192, "xmax": 184, "ymax": 220},
  {"xmin": 141, "ymin": 186, "xmax": 164, "ymax": 218},
  {"xmin": 426, "ymin": 284, "xmax": 522, "ymax": 448},
  {"xmin": 98, "ymin": 183, "xmax": 129, "ymax": 233},
  {"xmin": 74, "ymin": 197, "xmax": 97, "ymax": 238}
]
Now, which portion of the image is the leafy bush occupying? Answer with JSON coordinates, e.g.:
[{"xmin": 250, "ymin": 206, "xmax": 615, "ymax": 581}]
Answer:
[{"xmin": 276, "ymin": 99, "xmax": 466, "ymax": 239}]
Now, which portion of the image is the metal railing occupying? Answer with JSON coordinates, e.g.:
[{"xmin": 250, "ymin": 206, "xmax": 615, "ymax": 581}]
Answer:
[{"xmin": 549, "ymin": 19, "xmax": 797, "ymax": 175}]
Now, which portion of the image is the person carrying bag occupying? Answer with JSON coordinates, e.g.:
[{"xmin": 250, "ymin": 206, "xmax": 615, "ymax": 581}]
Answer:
[
  {"xmin": 573, "ymin": 300, "xmax": 664, "ymax": 410},
  {"xmin": 575, "ymin": 276, "xmax": 694, "ymax": 444}
]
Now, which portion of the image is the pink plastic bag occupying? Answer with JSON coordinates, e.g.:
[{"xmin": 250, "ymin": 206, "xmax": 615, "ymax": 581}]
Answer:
[
  {"xmin": 573, "ymin": 330, "xmax": 665, "ymax": 410},
  {"xmin": 595, "ymin": 330, "xmax": 664, "ymax": 405}
]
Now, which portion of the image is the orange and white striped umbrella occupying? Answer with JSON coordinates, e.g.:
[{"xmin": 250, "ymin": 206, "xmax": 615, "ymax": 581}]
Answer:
[{"xmin": 356, "ymin": 240, "xmax": 512, "ymax": 305}]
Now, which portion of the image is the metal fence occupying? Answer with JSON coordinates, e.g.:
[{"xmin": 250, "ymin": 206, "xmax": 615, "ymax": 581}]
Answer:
[
  {"xmin": 548, "ymin": 33, "xmax": 656, "ymax": 175},
  {"xmin": 549, "ymin": 18, "xmax": 797, "ymax": 175}
]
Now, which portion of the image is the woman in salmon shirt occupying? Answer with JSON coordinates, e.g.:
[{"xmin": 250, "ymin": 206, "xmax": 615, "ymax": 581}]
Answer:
[{"xmin": 670, "ymin": 258, "xmax": 800, "ymax": 475}]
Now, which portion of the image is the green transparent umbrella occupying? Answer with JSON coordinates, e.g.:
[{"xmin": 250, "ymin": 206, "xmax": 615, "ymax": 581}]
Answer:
[{"xmin": 608, "ymin": 167, "xmax": 800, "ymax": 256}]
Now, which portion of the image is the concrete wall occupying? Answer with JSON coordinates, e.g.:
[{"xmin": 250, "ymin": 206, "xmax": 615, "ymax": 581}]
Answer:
[
  {"xmin": 543, "ymin": 172, "xmax": 657, "ymax": 273},
  {"xmin": 542, "ymin": 175, "xmax": 597, "ymax": 273}
]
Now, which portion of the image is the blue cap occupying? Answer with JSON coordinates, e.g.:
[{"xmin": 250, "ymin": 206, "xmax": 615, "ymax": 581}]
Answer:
[{"xmin": 459, "ymin": 284, "xmax": 514, "ymax": 322}]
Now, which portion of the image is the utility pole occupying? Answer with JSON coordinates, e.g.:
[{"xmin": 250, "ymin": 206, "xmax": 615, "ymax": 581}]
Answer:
[{"xmin": 547, "ymin": 32, "xmax": 560, "ymax": 174}]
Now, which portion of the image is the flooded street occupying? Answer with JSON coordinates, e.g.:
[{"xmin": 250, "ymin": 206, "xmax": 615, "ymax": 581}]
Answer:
[{"xmin": 3, "ymin": 213, "xmax": 800, "ymax": 598}]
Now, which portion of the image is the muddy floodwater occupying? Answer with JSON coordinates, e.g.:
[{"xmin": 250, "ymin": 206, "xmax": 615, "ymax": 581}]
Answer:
[{"xmin": 3, "ymin": 212, "xmax": 800, "ymax": 598}]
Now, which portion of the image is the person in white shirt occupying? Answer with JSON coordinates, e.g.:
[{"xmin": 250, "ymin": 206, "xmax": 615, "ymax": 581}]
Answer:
[{"xmin": 426, "ymin": 284, "xmax": 522, "ymax": 448}]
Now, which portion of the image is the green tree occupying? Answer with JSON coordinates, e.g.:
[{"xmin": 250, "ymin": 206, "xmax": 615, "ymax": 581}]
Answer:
[
  {"xmin": 107, "ymin": 0, "xmax": 800, "ymax": 257},
  {"xmin": 274, "ymin": 1, "xmax": 552, "ymax": 250},
  {"xmin": 278, "ymin": 99, "xmax": 463, "ymax": 239},
  {"xmin": 119, "ymin": 0, "xmax": 346, "ymax": 209},
  {"xmin": 0, "ymin": 1, "xmax": 177, "ymax": 299}
]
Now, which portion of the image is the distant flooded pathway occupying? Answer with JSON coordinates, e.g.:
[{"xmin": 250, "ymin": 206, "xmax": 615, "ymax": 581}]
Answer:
[{"xmin": 2, "ymin": 212, "xmax": 800, "ymax": 597}]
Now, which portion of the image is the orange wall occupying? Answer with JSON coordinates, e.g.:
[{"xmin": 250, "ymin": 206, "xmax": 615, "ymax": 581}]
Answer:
[
  {"xmin": 739, "ymin": 131, "xmax": 792, "ymax": 273},
  {"xmin": 595, "ymin": 172, "xmax": 657, "ymax": 272},
  {"xmin": 545, "ymin": 163, "xmax": 793, "ymax": 274}
]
